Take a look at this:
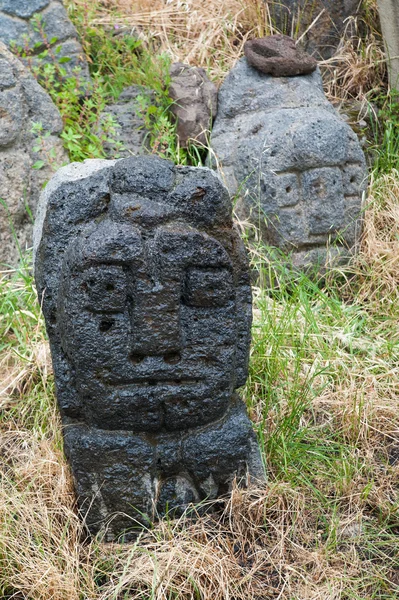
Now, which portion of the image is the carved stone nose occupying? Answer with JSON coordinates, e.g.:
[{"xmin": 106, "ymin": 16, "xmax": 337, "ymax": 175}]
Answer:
[{"xmin": 129, "ymin": 283, "xmax": 181, "ymax": 355}]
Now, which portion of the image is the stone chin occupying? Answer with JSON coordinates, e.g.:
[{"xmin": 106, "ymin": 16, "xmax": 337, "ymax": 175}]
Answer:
[{"xmin": 71, "ymin": 381, "xmax": 233, "ymax": 432}]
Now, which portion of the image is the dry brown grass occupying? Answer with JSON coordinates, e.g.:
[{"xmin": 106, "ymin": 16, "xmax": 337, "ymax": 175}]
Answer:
[
  {"xmin": 69, "ymin": 0, "xmax": 387, "ymax": 104},
  {"xmin": 0, "ymin": 429, "xmax": 88, "ymax": 600},
  {"xmin": 345, "ymin": 170, "xmax": 399, "ymax": 303},
  {"xmin": 70, "ymin": 0, "xmax": 274, "ymax": 81},
  {"xmin": 1, "ymin": 428, "xmax": 397, "ymax": 599}
]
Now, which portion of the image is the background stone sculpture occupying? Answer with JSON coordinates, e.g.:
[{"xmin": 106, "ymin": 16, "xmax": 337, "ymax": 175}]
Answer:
[
  {"xmin": 169, "ymin": 62, "xmax": 218, "ymax": 147},
  {"xmin": 0, "ymin": 41, "xmax": 68, "ymax": 266},
  {"xmin": 0, "ymin": 0, "xmax": 90, "ymax": 81},
  {"xmin": 209, "ymin": 56, "xmax": 368, "ymax": 271},
  {"xmin": 34, "ymin": 156, "xmax": 263, "ymax": 539}
]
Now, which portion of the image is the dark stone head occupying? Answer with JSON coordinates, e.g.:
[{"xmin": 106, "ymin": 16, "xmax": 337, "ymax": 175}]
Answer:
[{"xmin": 35, "ymin": 156, "xmax": 252, "ymax": 434}]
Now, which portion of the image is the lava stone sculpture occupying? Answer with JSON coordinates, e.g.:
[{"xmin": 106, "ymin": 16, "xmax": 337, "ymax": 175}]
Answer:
[
  {"xmin": 34, "ymin": 156, "xmax": 263, "ymax": 539},
  {"xmin": 209, "ymin": 56, "xmax": 368, "ymax": 271}
]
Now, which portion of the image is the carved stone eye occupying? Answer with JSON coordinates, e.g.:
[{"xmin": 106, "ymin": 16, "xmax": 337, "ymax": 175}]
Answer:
[
  {"xmin": 82, "ymin": 265, "xmax": 127, "ymax": 312},
  {"xmin": 99, "ymin": 318, "xmax": 114, "ymax": 332},
  {"xmin": 182, "ymin": 267, "xmax": 233, "ymax": 307}
]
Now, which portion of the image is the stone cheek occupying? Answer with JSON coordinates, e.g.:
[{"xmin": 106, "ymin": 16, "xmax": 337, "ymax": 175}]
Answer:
[{"xmin": 34, "ymin": 157, "xmax": 263, "ymax": 538}]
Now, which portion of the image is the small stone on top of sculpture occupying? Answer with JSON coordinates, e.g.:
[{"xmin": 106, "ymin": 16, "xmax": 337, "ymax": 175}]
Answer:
[{"xmin": 244, "ymin": 35, "xmax": 317, "ymax": 77}]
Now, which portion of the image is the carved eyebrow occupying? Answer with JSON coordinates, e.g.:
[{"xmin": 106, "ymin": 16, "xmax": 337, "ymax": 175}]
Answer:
[
  {"xmin": 154, "ymin": 227, "xmax": 232, "ymax": 267},
  {"xmin": 78, "ymin": 222, "xmax": 144, "ymax": 264}
]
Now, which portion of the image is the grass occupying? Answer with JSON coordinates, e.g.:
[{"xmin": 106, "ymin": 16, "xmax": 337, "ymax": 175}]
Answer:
[
  {"xmin": 2, "ymin": 181, "xmax": 399, "ymax": 598},
  {"xmin": 1, "ymin": 211, "xmax": 399, "ymax": 599},
  {"xmin": 1, "ymin": 0, "xmax": 399, "ymax": 597}
]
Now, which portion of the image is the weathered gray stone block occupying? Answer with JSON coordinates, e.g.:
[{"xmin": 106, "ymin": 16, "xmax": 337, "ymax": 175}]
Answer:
[
  {"xmin": 209, "ymin": 58, "xmax": 368, "ymax": 271},
  {"xmin": 0, "ymin": 41, "xmax": 67, "ymax": 266},
  {"xmin": 98, "ymin": 86, "xmax": 151, "ymax": 158},
  {"xmin": 169, "ymin": 62, "xmax": 218, "ymax": 147},
  {"xmin": 34, "ymin": 156, "xmax": 264, "ymax": 539},
  {"xmin": 0, "ymin": 0, "xmax": 90, "ymax": 81}
]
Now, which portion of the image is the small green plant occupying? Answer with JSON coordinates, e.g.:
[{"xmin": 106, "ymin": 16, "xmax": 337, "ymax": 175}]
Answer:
[
  {"xmin": 66, "ymin": 0, "xmax": 210, "ymax": 166},
  {"xmin": 12, "ymin": 1, "xmax": 212, "ymax": 166},
  {"xmin": 31, "ymin": 121, "xmax": 62, "ymax": 172}
]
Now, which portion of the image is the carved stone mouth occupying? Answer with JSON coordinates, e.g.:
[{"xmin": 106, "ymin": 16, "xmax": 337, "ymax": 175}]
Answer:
[{"xmin": 102, "ymin": 378, "xmax": 203, "ymax": 387}]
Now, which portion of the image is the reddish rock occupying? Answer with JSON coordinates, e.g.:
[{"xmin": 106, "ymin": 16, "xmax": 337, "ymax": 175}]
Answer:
[{"xmin": 244, "ymin": 35, "xmax": 317, "ymax": 77}]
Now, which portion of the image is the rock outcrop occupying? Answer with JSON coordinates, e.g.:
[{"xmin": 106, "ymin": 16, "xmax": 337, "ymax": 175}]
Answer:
[
  {"xmin": 0, "ymin": 41, "xmax": 68, "ymax": 266},
  {"xmin": 209, "ymin": 57, "xmax": 368, "ymax": 271},
  {"xmin": 0, "ymin": 0, "xmax": 90, "ymax": 81}
]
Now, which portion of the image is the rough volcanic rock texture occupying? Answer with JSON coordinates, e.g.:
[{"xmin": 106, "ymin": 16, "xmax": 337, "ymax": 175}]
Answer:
[
  {"xmin": 244, "ymin": 35, "xmax": 317, "ymax": 76},
  {"xmin": 34, "ymin": 156, "xmax": 264, "ymax": 539},
  {"xmin": 271, "ymin": 0, "xmax": 359, "ymax": 59},
  {"xmin": 0, "ymin": 0, "xmax": 90, "ymax": 80},
  {"xmin": 169, "ymin": 63, "xmax": 218, "ymax": 147},
  {"xmin": 0, "ymin": 41, "xmax": 67, "ymax": 266},
  {"xmin": 209, "ymin": 59, "xmax": 367, "ymax": 270},
  {"xmin": 98, "ymin": 86, "xmax": 151, "ymax": 158}
]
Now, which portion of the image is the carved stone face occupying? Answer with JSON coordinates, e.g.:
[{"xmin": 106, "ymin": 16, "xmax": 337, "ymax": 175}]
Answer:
[
  {"xmin": 59, "ymin": 218, "xmax": 242, "ymax": 433},
  {"xmin": 210, "ymin": 59, "xmax": 368, "ymax": 270}
]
